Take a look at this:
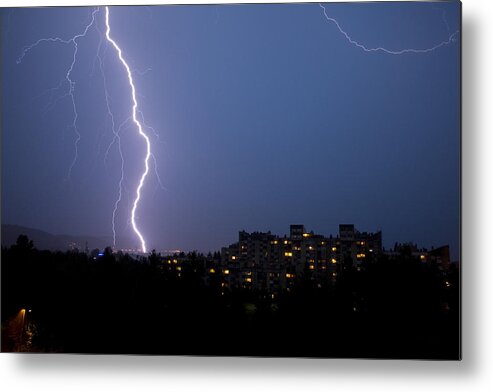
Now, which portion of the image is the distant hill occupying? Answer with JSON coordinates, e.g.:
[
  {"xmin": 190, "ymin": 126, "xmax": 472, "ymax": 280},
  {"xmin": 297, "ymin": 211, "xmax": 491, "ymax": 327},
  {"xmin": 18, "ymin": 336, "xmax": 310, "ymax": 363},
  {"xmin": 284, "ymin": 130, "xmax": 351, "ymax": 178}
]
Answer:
[{"xmin": 1, "ymin": 224, "xmax": 116, "ymax": 252}]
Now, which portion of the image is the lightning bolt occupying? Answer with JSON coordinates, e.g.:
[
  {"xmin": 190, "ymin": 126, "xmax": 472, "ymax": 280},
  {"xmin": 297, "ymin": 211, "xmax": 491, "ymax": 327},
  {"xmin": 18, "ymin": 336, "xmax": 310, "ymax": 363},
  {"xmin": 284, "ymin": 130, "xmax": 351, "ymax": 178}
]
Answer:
[
  {"xmin": 319, "ymin": 3, "xmax": 459, "ymax": 55},
  {"xmin": 17, "ymin": 6, "xmax": 159, "ymax": 253},
  {"xmin": 104, "ymin": 6, "xmax": 151, "ymax": 253},
  {"xmin": 17, "ymin": 8, "xmax": 100, "ymax": 179}
]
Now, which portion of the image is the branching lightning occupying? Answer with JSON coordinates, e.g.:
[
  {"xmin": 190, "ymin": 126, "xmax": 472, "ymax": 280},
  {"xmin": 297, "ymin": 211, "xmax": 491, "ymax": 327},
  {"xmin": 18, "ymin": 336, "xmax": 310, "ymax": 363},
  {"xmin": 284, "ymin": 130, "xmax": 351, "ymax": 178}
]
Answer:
[
  {"xmin": 18, "ymin": 6, "xmax": 159, "ymax": 253},
  {"xmin": 17, "ymin": 8, "xmax": 100, "ymax": 179},
  {"xmin": 318, "ymin": 3, "xmax": 459, "ymax": 55},
  {"xmin": 104, "ymin": 6, "xmax": 151, "ymax": 253}
]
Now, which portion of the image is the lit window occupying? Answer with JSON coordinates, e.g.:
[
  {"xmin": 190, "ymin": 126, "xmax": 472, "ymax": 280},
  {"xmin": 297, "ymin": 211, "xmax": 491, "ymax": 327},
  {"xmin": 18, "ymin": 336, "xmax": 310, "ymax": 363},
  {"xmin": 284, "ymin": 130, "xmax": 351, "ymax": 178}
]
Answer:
[
  {"xmin": 331, "ymin": 258, "xmax": 337, "ymax": 264},
  {"xmin": 224, "ymin": 269, "xmax": 230, "ymax": 275},
  {"xmin": 420, "ymin": 255, "xmax": 426, "ymax": 260},
  {"xmin": 284, "ymin": 240, "xmax": 289, "ymax": 245},
  {"xmin": 176, "ymin": 266, "xmax": 182, "ymax": 271},
  {"xmin": 286, "ymin": 273, "xmax": 294, "ymax": 278},
  {"xmin": 309, "ymin": 265, "xmax": 315, "ymax": 270},
  {"xmin": 209, "ymin": 268, "xmax": 216, "ymax": 274},
  {"xmin": 332, "ymin": 272, "xmax": 337, "ymax": 277},
  {"xmin": 332, "ymin": 247, "xmax": 337, "ymax": 252},
  {"xmin": 303, "ymin": 233, "xmax": 310, "ymax": 238},
  {"xmin": 245, "ymin": 277, "xmax": 252, "ymax": 283},
  {"xmin": 173, "ymin": 259, "xmax": 178, "ymax": 264},
  {"xmin": 309, "ymin": 246, "xmax": 313, "ymax": 250},
  {"xmin": 285, "ymin": 252, "xmax": 293, "ymax": 257},
  {"xmin": 231, "ymin": 255, "xmax": 237, "ymax": 260},
  {"xmin": 309, "ymin": 259, "xmax": 315, "ymax": 263}
]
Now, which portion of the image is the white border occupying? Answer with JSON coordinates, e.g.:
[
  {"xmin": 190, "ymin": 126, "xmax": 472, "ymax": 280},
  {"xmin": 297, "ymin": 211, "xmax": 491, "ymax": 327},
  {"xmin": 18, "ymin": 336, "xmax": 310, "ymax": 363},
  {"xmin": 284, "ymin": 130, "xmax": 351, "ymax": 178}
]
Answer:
[{"xmin": 2, "ymin": 0, "xmax": 493, "ymax": 391}]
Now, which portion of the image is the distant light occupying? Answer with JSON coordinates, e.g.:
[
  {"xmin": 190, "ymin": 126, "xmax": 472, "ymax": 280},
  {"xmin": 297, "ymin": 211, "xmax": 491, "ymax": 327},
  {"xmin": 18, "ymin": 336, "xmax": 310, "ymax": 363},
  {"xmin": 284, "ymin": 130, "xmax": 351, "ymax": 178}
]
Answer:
[
  {"xmin": 309, "ymin": 265, "xmax": 315, "ymax": 270},
  {"xmin": 224, "ymin": 269, "xmax": 230, "ymax": 275},
  {"xmin": 332, "ymin": 247, "xmax": 337, "ymax": 252},
  {"xmin": 98, "ymin": 252, "xmax": 104, "ymax": 256},
  {"xmin": 331, "ymin": 258, "xmax": 337, "ymax": 264},
  {"xmin": 245, "ymin": 277, "xmax": 252, "ymax": 283},
  {"xmin": 420, "ymin": 255, "xmax": 426, "ymax": 260},
  {"xmin": 284, "ymin": 240, "xmax": 289, "ymax": 245},
  {"xmin": 284, "ymin": 252, "xmax": 293, "ymax": 257},
  {"xmin": 209, "ymin": 268, "xmax": 216, "ymax": 274}
]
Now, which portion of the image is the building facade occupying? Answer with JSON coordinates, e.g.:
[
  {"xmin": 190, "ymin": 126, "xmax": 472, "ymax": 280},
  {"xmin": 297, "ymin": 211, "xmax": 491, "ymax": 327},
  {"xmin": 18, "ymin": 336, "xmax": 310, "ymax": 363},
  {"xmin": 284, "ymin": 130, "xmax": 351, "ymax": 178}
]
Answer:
[{"xmin": 220, "ymin": 224, "xmax": 383, "ymax": 294}]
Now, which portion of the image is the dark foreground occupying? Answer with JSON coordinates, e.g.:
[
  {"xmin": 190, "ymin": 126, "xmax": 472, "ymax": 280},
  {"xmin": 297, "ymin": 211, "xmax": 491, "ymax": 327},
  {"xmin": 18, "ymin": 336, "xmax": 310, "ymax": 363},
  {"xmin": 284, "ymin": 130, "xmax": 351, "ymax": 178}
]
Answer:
[{"xmin": 1, "ymin": 237, "xmax": 460, "ymax": 359}]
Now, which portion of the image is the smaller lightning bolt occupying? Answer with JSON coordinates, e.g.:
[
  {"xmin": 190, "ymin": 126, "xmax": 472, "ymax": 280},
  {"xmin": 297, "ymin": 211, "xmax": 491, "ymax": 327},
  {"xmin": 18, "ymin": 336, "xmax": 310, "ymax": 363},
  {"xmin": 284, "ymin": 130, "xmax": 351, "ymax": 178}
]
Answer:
[
  {"xmin": 104, "ymin": 6, "xmax": 151, "ymax": 253},
  {"xmin": 17, "ymin": 7, "xmax": 100, "ymax": 179},
  {"xmin": 319, "ymin": 3, "xmax": 459, "ymax": 55}
]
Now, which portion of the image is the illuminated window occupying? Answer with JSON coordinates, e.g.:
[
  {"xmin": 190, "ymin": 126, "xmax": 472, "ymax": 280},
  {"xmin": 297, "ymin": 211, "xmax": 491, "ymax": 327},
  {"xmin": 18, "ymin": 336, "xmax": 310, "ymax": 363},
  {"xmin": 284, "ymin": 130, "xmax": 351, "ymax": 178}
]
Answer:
[
  {"xmin": 176, "ymin": 266, "xmax": 182, "ymax": 271},
  {"xmin": 284, "ymin": 240, "xmax": 289, "ymax": 245},
  {"xmin": 303, "ymin": 233, "xmax": 310, "ymax": 238},
  {"xmin": 245, "ymin": 277, "xmax": 252, "ymax": 283},
  {"xmin": 420, "ymin": 255, "xmax": 426, "ymax": 260},
  {"xmin": 309, "ymin": 246, "xmax": 313, "ymax": 250},
  {"xmin": 173, "ymin": 259, "xmax": 178, "ymax": 264},
  {"xmin": 286, "ymin": 273, "xmax": 294, "ymax": 279},
  {"xmin": 231, "ymin": 255, "xmax": 237, "ymax": 260},
  {"xmin": 224, "ymin": 269, "xmax": 230, "ymax": 275},
  {"xmin": 309, "ymin": 265, "xmax": 315, "ymax": 270},
  {"xmin": 332, "ymin": 247, "xmax": 337, "ymax": 252},
  {"xmin": 209, "ymin": 268, "xmax": 216, "ymax": 274},
  {"xmin": 285, "ymin": 252, "xmax": 293, "ymax": 257},
  {"xmin": 332, "ymin": 272, "xmax": 337, "ymax": 277},
  {"xmin": 309, "ymin": 259, "xmax": 315, "ymax": 263},
  {"xmin": 331, "ymin": 258, "xmax": 337, "ymax": 264}
]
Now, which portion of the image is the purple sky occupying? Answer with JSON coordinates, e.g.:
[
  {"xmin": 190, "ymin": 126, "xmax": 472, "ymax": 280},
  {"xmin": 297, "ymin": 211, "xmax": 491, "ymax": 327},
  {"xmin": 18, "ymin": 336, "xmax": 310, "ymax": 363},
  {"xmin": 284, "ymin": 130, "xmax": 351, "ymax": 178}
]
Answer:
[{"xmin": 1, "ymin": 2, "xmax": 460, "ymax": 258}]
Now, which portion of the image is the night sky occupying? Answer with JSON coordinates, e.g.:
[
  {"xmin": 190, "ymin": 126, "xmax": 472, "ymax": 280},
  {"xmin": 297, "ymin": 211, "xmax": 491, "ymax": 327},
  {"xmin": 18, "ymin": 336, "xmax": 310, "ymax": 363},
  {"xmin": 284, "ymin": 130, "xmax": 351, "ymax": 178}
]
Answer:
[{"xmin": 1, "ymin": 2, "xmax": 460, "ymax": 258}]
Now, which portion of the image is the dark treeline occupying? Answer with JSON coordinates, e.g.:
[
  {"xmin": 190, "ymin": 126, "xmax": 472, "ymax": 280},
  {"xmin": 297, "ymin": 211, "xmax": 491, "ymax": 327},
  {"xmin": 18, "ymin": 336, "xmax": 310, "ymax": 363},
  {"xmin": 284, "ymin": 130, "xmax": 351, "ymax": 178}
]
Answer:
[{"xmin": 1, "ymin": 235, "xmax": 459, "ymax": 358}]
